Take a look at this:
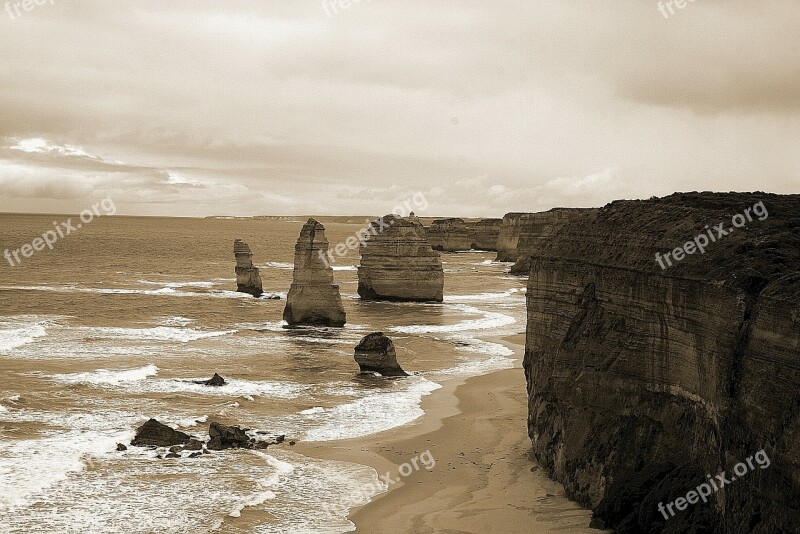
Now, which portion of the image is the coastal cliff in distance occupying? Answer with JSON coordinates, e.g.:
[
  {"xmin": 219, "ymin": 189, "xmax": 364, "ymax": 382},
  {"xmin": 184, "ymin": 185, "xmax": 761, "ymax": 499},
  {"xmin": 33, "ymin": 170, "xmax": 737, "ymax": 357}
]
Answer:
[
  {"xmin": 524, "ymin": 192, "xmax": 800, "ymax": 533},
  {"xmin": 426, "ymin": 218, "xmax": 501, "ymax": 252}
]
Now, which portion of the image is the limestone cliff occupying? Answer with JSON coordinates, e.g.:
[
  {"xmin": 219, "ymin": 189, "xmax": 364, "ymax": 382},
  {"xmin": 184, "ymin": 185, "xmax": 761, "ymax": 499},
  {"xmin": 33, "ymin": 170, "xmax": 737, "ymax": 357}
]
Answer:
[
  {"xmin": 233, "ymin": 239, "xmax": 263, "ymax": 297},
  {"xmin": 468, "ymin": 218, "xmax": 502, "ymax": 251},
  {"xmin": 426, "ymin": 218, "xmax": 473, "ymax": 251},
  {"xmin": 496, "ymin": 212, "xmax": 531, "ymax": 261},
  {"xmin": 524, "ymin": 192, "xmax": 800, "ymax": 533},
  {"xmin": 358, "ymin": 215, "xmax": 444, "ymax": 302},
  {"xmin": 283, "ymin": 219, "xmax": 346, "ymax": 327},
  {"xmin": 508, "ymin": 208, "xmax": 596, "ymax": 274}
]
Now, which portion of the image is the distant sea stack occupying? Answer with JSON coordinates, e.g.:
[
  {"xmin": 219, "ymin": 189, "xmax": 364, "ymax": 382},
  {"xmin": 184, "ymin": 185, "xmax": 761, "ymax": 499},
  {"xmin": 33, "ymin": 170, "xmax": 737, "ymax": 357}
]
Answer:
[
  {"xmin": 427, "ymin": 218, "xmax": 473, "ymax": 251},
  {"xmin": 234, "ymin": 239, "xmax": 263, "ymax": 297},
  {"xmin": 508, "ymin": 208, "xmax": 596, "ymax": 274},
  {"xmin": 354, "ymin": 332, "xmax": 408, "ymax": 377},
  {"xmin": 524, "ymin": 193, "xmax": 800, "ymax": 533},
  {"xmin": 496, "ymin": 213, "xmax": 530, "ymax": 261},
  {"xmin": 469, "ymin": 218, "xmax": 502, "ymax": 251},
  {"xmin": 358, "ymin": 215, "xmax": 444, "ymax": 302},
  {"xmin": 283, "ymin": 219, "xmax": 346, "ymax": 327}
]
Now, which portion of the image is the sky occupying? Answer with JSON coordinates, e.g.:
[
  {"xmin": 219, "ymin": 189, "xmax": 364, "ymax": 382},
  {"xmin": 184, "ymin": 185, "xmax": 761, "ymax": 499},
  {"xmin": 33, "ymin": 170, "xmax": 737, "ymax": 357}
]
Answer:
[{"xmin": 1, "ymin": 0, "xmax": 798, "ymax": 217}]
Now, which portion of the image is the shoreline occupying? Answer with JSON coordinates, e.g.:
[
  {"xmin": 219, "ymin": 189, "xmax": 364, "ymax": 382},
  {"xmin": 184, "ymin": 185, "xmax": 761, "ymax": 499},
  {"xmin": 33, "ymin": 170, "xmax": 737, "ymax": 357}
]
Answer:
[{"xmin": 297, "ymin": 334, "xmax": 601, "ymax": 533}]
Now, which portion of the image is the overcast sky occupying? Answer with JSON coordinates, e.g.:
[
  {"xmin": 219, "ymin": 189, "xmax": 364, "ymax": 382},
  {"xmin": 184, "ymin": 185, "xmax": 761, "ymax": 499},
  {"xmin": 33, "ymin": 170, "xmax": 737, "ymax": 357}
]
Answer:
[{"xmin": 1, "ymin": 0, "xmax": 798, "ymax": 217}]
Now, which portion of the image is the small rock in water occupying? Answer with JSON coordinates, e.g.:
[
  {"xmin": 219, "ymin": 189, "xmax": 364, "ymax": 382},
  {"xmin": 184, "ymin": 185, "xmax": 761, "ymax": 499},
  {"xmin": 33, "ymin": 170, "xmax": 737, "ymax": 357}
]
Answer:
[
  {"xmin": 131, "ymin": 418, "xmax": 192, "ymax": 447},
  {"xmin": 354, "ymin": 333, "xmax": 409, "ymax": 377},
  {"xmin": 169, "ymin": 445, "xmax": 183, "ymax": 453},
  {"xmin": 193, "ymin": 373, "xmax": 226, "ymax": 387},
  {"xmin": 116, "ymin": 443, "xmax": 127, "ymax": 451},
  {"xmin": 207, "ymin": 422, "xmax": 251, "ymax": 450},
  {"xmin": 183, "ymin": 439, "xmax": 204, "ymax": 451},
  {"xmin": 165, "ymin": 452, "xmax": 181, "ymax": 459}
]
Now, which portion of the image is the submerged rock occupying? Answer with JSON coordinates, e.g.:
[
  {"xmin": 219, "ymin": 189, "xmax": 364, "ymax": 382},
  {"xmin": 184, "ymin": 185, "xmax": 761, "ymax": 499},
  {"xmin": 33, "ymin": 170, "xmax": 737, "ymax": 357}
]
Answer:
[
  {"xmin": 234, "ymin": 239, "xmax": 263, "ymax": 297},
  {"xmin": 354, "ymin": 332, "xmax": 408, "ymax": 377},
  {"xmin": 193, "ymin": 373, "xmax": 226, "ymax": 387},
  {"xmin": 131, "ymin": 419, "xmax": 192, "ymax": 447},
  {"xmin": 283, "ymin": 219, "xmax": 346, "ymax": 327},
  {"xmin": 358, "ymin": 215, "xmax": 444, "ymax": 302}
]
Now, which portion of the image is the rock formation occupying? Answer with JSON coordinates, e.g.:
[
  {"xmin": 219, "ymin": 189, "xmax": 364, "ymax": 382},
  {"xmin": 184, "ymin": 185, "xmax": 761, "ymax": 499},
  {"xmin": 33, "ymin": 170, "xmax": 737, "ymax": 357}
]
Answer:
[
  {"xmin": 283, "ymin": 218, "xmax": 347, "ymax": 326},
  {"xmin": 131, "ymin": 419, "xmax": 192, "ymax": 447},
  {"xmin": 468, "ymin": 218, "xmax": 502, "ymax": 251},
  {"xmin": 234, "ymin": 239, "xmax": 263, "ymax": 297},
  {"xmin": 207, "ymin": 422, "xmax": 251, "ymax": 450},
  {"xmin": 192, "ymin": 373, "xmax": 225, "ymax": 387},
  {"xmin": 523, "ymin": 192, "xmax": 800, "ymax": 533},
  {"xmin": 496, "ymin": 212, "xmax": 530, "ymax": 261},
  {"xmin": 358, "ymin": 215, "xmax": 444, "ymax": 302},
  {"xmin": 426, "ymin": 218, "xmax": 473, "ymax": 251},
  {"xmin": 354, "ymin": 332, "xmax": 408, "ymax": 377},
  {"xmin": 508, "ymin": 208, "xmax": 595, "ymax": 274}
]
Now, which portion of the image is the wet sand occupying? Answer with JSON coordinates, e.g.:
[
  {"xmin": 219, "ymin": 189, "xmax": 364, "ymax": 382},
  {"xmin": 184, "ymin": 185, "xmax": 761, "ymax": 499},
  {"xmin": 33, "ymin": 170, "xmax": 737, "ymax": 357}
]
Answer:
[{"xmin": 298, "ymin": 334, "xmax": 601, "ymax": 533}]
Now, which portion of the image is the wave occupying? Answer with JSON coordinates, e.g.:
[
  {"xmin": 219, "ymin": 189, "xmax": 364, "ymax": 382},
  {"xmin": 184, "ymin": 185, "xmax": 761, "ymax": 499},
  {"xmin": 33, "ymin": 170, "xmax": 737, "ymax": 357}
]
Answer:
[
  {"xmin": 0, "ymin": 285, "xmax": 282, "ymax": 300},
  {"xmin": 137, "ymin": 280, "xmax": 216, "ymax": 288},
  {"xmin": 51, "ymin": 364, "xmax": 159, "ymax": 386},
  {"xmin": 443, "ymin": 288, "xmax": 525, "ymax": 302},
  {"xmin": 81, "ymin": 326, "xmax": 237, "ymax": 343},
  {"xmin": 264, "ymin": 261, "xmax": 294, "ymax": 269},
  {"xmin": 303, "ymin": 377, "xmax": 441, "ymax": 441},
  {"xmin": 392, "ymin": 304, "xmax": 516, "ymax": 334},
  {"xmin": 0, "ymin": 316, "xmax": 52, "ymax": 354}
]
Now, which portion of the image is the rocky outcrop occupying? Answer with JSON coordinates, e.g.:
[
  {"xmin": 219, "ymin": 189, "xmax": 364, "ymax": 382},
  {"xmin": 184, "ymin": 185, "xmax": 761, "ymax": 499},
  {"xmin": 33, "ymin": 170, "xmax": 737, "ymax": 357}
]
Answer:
[
  {"xmin": 283, "ymin": 219, "xmax": 347, "ymax": 327},
  {"xmin": 354, "ymin": 332, "xmax": 408, "ymax": 377},
  {"xmin": 234, "ymin": 239, "xmax": 263, "ymax": 297},
  {"xmin": 426, "ymin": 218, "xmax": 473, "ymax": 251},
  {"xmin": 509, "ymin": 208, "xmax": 595, "ymax": 274},
  {"xmin": 468, "ymin": 218, "xmax": 502, "ymax": 251},
  {"xmin": 523, "ymin": 192, "xmax": 800, "ymax": 533},
  {"xmin": 131, "ymin": 419, "xmax": 192, "ymax": 447},
  {"xmin": 193, "ymin": 373, "xmax": 225, "ymax": 387},
  {"xmin": 358, "ymin": 215, "xmax": 444, "ymax": 302},
  {"xmin": 496, "ymin": 213, "xmax": 530, "ymax": 261}
]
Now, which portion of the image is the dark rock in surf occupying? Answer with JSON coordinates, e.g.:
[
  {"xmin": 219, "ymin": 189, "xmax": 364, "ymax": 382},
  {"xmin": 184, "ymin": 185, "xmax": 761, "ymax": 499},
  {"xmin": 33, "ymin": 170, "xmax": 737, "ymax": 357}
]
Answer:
[
  {"xmin": 193, "ymin": 373, "xmax": 226, "ymax": 387},
  {"xmin": 183, "ymin": 439, "xmax": 204, "ymax": 451},
  {"xmin": 354, "ymin": 332, "xmax": 409, "ymax": 377},
  {"xmin": 116, "ymin": 443, "xmax": 127, "ymax": 451},
  {"xmin": 207, "ymin": 422, "xmax": 251, "ymax": 450},
  {"xmin": 131, "ymin": 419, "xmax": 192, "ymax": 447}
]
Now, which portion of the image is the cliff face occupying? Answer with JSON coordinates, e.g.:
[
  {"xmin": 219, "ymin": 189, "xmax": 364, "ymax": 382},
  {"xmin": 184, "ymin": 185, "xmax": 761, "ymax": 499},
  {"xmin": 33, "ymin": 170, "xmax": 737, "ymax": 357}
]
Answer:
[
  {"xmin": 426, "ymin": 218, "xmax": 473, "ymax": 251},
  {"xmin": 233, "ymin": 239, "xmax": 263, "ymax": 297},
  {"xmin": 524, "ymin": 193, "xmax": 800, "ymax": 533},
  {"xmin": 358, "ymin": 215, "xmax": 444, "ymax": 302},
  {"xmin": 468, "ymin": 218, "xmax": 502, "ymax": 251},
  {"xmin": 496, "ymin": 212, "xmax": 530, "ymax": 261},
  {"xmin": 508, "ymin": 208, "xmax": 596, "ymax": 274},
  {"xmin": 283, "ymin": 218, "xmax": 346, "ymax": 327}
]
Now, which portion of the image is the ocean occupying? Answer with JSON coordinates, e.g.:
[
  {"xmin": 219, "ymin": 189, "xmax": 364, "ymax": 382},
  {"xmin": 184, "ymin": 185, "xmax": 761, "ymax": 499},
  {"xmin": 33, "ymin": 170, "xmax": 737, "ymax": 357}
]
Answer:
[{"xmin": 0, "ymin": 214, "xmax": 527, "ymax": 533}]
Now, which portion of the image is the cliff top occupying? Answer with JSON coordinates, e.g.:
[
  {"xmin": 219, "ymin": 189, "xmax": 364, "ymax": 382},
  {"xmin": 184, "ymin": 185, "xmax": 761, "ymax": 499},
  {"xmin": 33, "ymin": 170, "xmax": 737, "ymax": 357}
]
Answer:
[{"xmin": 533, "ymin": 192, "xmax": 800, "ymax": 299}]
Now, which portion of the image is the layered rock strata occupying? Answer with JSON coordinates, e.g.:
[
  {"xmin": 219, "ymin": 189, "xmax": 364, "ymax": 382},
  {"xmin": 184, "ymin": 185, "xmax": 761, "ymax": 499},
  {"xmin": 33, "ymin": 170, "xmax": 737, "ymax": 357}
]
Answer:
[
  {"xmin": 358, "ymin": 215, "xmax": 444, "ymax": 302},
  {"xmin": 354, "ymin": 332, "xmax": 408, "ymax": 377},
  {"xmin": 508, "ymin": 208, "xmax": 596, "ymax": 274},
  {"xmin": 468, "ymin": 218, "xmax": 502, "ymax": 251},
  {"xmin": 234, "ymin": 239, "xmax": 263, "ymax": 297},
  {"xmin": 426, "ymin": 218, "xmax": 473, "ymax": 251},
  {"xmin": 283, "ymin": 219, "xmax": 346, "ymax": 327},
  {"xmin": 523, "ymin": 192, "xmax": 800, "ymax": 533},
  {"xmin": 496, "ymin": 212, "xmax": 531, "ymax": 261}
]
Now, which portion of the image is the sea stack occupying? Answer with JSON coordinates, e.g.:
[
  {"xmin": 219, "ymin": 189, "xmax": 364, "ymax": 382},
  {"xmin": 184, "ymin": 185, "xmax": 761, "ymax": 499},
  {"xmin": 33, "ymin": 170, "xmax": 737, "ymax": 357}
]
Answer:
[
  {"xmin": 283, "ymin": 218, "xmax": 346, "ymax": 327},
  {"xmin": 358, "ymin": 215, "xmax": 444, "ymax": 302},
  {"xmin": 469, "ymin": 218, "xmax": 502, "ymax": 251},
  {"xmin": 426, "ymin": 218, "xmax": 472, "ymax": 251},
  {"xmin": 234, "ymin": 239, "xmax": 263, "ymax": 297},
  {"xmin": 354, "ymin": 332, "xmax": 408, "ymax": 377}
]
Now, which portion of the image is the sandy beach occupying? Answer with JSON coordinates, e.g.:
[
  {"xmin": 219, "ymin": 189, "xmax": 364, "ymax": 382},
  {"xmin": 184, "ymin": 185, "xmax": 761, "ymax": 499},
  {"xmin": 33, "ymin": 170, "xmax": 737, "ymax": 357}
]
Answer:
[{"xmin": 298, "ymin": 334, "xmax": 601, "ymax": 533}]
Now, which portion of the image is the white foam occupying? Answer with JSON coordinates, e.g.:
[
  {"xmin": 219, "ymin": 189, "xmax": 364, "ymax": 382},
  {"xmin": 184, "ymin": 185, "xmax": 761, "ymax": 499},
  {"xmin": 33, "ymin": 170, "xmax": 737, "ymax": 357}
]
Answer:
[
  {"xmin": 265, "ymin": 261, "xmax": 294, "ymax": 269},
  {"xmin": 172, "ymin": 415, "xmax": 207, "ymax": 428},
  {"xmin": 300, "ymin": 407, "xmax": 326, "ymax": 415},
  {"xmin": 120, "ymin": 377, "xmax": 308, "ymax": 399},
  {"xmin": 51, "ymin": 364, "xmax": 159, "ymax": 386},
  {"xmin": 138, "ymin": 280, "xmax": 216, "ymax": 288},
  {"xmin": 443, "ymin": 288, "xmax": 525, "ymax": 302},
  {"xmin": 82, "ymin": 326, "xmax": 237, "ymax": 343},
  {"xmin": 0, "ymin": 317, "xmax": 50, "ymax": 354},
  {"xmin": 0, "ymin": 404, "xmax": 7, "ymax": 413},
  {"xmin": 392, "ymin": 304, "xmax": 516, "ymax": 334},
  {"xmin": 304, "ymin": 377, "xmax": 442, "ymax": 441},
  {"xmin": 332, "ymin": 266, "xmax": 357, "ymax": 271},
  {"xmin": 159, "ymin": 316, "xmax": 194, "ymax": 327}
]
